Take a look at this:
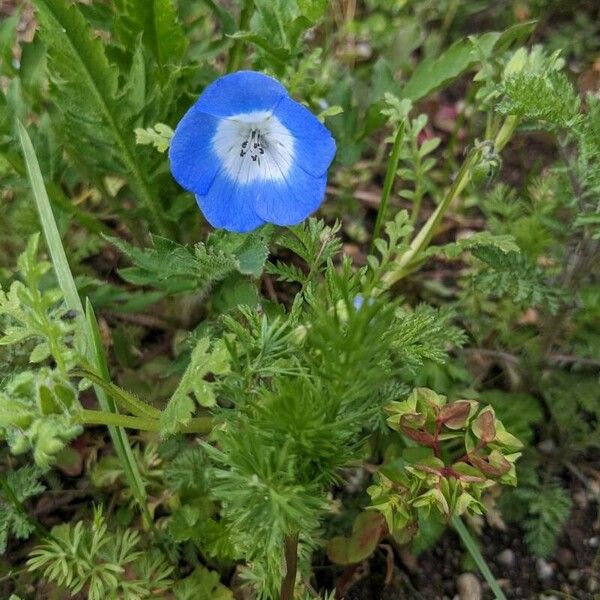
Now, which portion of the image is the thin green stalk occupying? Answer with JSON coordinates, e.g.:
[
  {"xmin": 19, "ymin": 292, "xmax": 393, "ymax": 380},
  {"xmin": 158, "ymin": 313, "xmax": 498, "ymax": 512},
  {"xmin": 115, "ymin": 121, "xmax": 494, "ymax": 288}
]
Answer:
[
  {"xmin": 77, "ymin": 410, "xmax": 158, "ymax": 431},
  {"xmin": 379, "ymin": 146, "xmax": 481, "ymax": 291},
  {"xmin": 17, "ymin": 121, "xmax": 151, "ymax": 525},
  {"xmin": 226, "ymin": 0, "xmax": 253, "ymax": 73},
  {"xmin": 77, "ymin": 409, "xmax": 213, "ymax": 435},
  {"xmin": 71, "ymin": 368, "xmax": 161, "ymax": 420},
  {"xmin": 451, "ymin": 516, "xmax": 507, "ymax": 600},
  {"xmin": 0, "ymin": 475, "xmax": 49, "ymax": 541},
  {"xmin": 377, "ymin": 115, "xmax": 520, "ymax": 292},
  {"xmin": 372, "ymin": 121, "xmax": 405, "ymax": 247},
  {"xmin": 410, "ymin": 136, "xmax": 425, "ymax": 226}
]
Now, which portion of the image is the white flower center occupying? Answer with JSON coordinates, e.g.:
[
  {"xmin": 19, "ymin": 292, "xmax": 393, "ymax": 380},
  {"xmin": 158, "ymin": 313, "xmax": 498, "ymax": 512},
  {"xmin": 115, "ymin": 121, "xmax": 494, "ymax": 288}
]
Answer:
[{"xmin": 212, "ymin": 111, "xmax": 295, "ymax": 185}]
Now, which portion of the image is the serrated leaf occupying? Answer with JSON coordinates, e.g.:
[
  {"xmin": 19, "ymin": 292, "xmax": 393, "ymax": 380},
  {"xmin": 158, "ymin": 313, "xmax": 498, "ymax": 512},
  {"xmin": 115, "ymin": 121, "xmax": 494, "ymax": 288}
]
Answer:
[
  {"xmin": 135, "ymin": 123, "xmax": 173, "ymax": 153},
  {"xmin": 113, "ymin": 0, "xmax": 187, "ymax": 69},
  {"xmin": 160, "ymin": 338, "xmax": 230, "ymax": 436},
  {"xmin": 32, "ymin": 0, "xmax": 167, "ymax": 233}
]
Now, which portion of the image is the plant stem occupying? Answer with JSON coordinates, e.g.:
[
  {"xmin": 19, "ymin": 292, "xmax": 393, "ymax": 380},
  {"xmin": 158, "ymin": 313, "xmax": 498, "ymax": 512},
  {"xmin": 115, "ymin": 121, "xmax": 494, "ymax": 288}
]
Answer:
[
  {"xmin": 379, "ymin": 146, "xmax": 481, "ymax": 290},
  {"xmin": 226, "ymin": 0, "xmax": 253, "ymax": 73},
  {"xmin": 372, "ymin": 121, "xmax": 405, "ymax": 247},
  {"xmin": 451, "ymin": 516, "xmax": 507, "ymax": 600},
  {"xmin": 77, "ymin": 409, "xmax": 213, "ymax": 435},
  {"xmin": 280, "ymin": 533, "xmax": 299, "ymax": 600},
  {"xmin": 377, "ymin": 115, "xmax": 520, "ymax": 292},
  {"xmin": 494, "ymin": 115, "xmax": 519, "ymax": 152}
]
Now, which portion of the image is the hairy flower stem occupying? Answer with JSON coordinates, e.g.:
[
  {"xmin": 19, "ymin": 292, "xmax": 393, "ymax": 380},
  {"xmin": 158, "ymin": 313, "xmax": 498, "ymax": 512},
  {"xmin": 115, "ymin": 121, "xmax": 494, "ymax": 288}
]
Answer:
[
  {"xmin": 378, "ymin": 115, "xmax": 519, "ymax": 292},
  {"xmin": 226, "ymin": 0, "xmax": 253, "ymax": 73},
  {"xmin": 280, "ymin": 533, "xmax": 299, "ymax": 600},
  {"xmin": 372, "ymin": 121, "xmax": 405, "ymax": 247},
  {"xmin": 77, "ymin": 409, "xmax": 213, "ymax": 435}
]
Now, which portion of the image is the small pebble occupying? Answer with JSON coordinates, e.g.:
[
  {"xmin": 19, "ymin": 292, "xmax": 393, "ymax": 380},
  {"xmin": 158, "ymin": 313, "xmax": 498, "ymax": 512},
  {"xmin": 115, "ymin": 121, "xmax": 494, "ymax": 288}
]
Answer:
[
  {"xmin": 573, "ymin": 490, "xmax": 588, "ymax": 509},
  {"xmin": 457, "ymin": 573, "xmax": 482, "ymax": 600},
  {"xmin": 496, "ymin": 549, "xmax": 515, "ymax": 567},
  {"xmin": 568, "ymin": 569, "xmax": 581, "ymax": 582},
  {"xmin": 536, "ymin": 558, "xmax": 554, "ymax": 580},
  {"xmin": 538, "ymin": 439, "xmax": 556, "ymax": 454},
  {"xmin": 556, "ymin": 547, "xmax": 574, "ymax": 567}
]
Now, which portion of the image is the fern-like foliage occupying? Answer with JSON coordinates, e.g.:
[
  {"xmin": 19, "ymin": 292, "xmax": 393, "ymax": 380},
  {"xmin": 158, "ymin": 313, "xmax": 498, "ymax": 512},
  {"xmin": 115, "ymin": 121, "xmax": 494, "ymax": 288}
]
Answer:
[
  {"xmin": 0, "ymin": 465, "xmax": 45, "ymax": 554},
  {"xmin": 266, "ymin": 219, "xmax": 342, "ymax": 288},
  {"xmin": 110, "ymin": 231, "xmax": 268, "ymax": 297},
  {"xmin": 392, "ymin": 305, "xmax": 467, "ymax": 369},
  {"xmin": 160, "ymin": 337, "xmax": 230, "ymax": 436},
  {"xmin": 517, "ymin": 481, "xmax": 572, "ymax": 559},
  {"xmin": 471, "ymin": 246, "xmax": 561, "ymax": 312},
  {"xmin": 498, "ymin": 71, "xmax": 581, "ymax": 129},
  {"xmin": 0, "ymin": 234, "xmax": 82, "ymax": 372},
  {"xmin": 364, "ymin": 211, "xmax": 413, "ymax": 293},
  {"xmin": 28, "ymin": 507, "xmax": 173, "ymax": 600}
]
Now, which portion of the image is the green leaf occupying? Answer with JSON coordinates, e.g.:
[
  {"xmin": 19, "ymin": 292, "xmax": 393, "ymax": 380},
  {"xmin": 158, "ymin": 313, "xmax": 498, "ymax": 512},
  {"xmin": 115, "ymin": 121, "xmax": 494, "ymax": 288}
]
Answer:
[
  {"xmin": 173, "ymin": 566, "xmax": 233, "ymax": 600},
  {"xmin": 428, "ymin": 232, "xmax": 519, "ymax": 260},
  {"xmin": 227, "ymin": 31, "xmax": 291, "ymax": 63},
  {"xmin": 297, "ymin": 0, "xmax": 327, "ymax": 22},
  {"xmin": 160, "ymin": 338, "xmax": 230, "ymax": 437},
  {"xmin": 520, "ymin": 482, "xmax": 572, "ymax": 558},
  {"xmin": 402, "ymin": 38, "xmax": 477, "ymax": 102},
  {"xmin": 326, "ymin": 512, "xmax": 387, "ymax": 565},
  {"xmin": 402, "ymin": 23, "xmax": 535, "ymax": 102},
  {"xmin": 113, "ymin": 0, "xmax": 187, "ymax": 69},
  {"xmin": 212, "ymin": 275, "xmax": 260, "ymax": 312},
  {"xmin": 109, "ymin": 232, "xmax": 268, "ymax": 296},
  {"xmin": 31, "ymin": 0, "xmax": 170, "ymax": 235},
  {"xmin": 134, "ymin": 123, "xmax": 173, "ymax": 153},
  {"xmin": 0, "ymin": 466, "xmax": 45, "ymax": 554},
  {"xmin": 29, "ymin": 342, "xmax": 51, "ymax": 363},
  {"xmin": 17, "ymin": 122, "xmax": 82, "ymax": 313}
]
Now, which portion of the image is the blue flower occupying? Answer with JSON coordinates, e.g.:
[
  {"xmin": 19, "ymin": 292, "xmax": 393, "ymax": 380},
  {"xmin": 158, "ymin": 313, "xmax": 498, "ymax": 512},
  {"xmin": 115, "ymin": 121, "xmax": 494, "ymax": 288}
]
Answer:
[{"xmin": 169, "ymin": 71, "xmax": 336, "ymax": 233}]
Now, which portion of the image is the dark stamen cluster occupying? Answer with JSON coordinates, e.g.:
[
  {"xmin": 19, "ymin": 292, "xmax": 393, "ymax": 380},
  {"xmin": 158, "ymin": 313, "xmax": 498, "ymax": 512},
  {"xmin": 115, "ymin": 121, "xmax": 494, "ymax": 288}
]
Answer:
[{"xmin": 240, "ymin": 129, "xmax": 266, "ymax": 165}]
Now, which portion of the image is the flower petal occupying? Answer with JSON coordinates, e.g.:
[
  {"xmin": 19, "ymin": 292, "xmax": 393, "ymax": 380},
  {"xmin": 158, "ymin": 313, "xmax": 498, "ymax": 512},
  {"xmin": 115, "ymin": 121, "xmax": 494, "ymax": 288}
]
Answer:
[
  {"xmin": 253, "ymin": 164, "xmax": 327, "ymax": 226},
  {"xmin": 169, "ymin": 109, "xmax": 221, "ymax": 195},
  {"xmin": 196, "ymin": 172, "xmax": 266, "ymax": 233},
  {"xmin": 273, "ymin": 96, "xmax": 336, "ymax": 177},
  {"xmin": 194, "ymin": 71, "xmax": 287, "ymax": 118}
]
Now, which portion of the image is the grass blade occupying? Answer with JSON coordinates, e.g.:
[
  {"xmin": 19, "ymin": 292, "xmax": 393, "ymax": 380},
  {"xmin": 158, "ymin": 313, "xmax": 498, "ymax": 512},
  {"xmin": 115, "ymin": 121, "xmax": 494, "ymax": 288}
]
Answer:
[
  {"xmin": 372, "ymin": 121, "xmax": 405, "ymax": 247},
  {"xmin": 17, "ymin": 119, "xmax": 151, "ymax": 523},
  {"xmin": 451, "ymin": 515, "xmax": 507, "ymax": 600}
]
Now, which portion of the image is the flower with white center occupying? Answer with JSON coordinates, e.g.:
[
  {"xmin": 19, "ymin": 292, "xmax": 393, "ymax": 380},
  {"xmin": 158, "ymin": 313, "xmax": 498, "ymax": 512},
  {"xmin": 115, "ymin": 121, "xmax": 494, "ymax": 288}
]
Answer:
[{"xmin": 169, "ymin": 71, "xmax": 336, "ymax": 232}]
